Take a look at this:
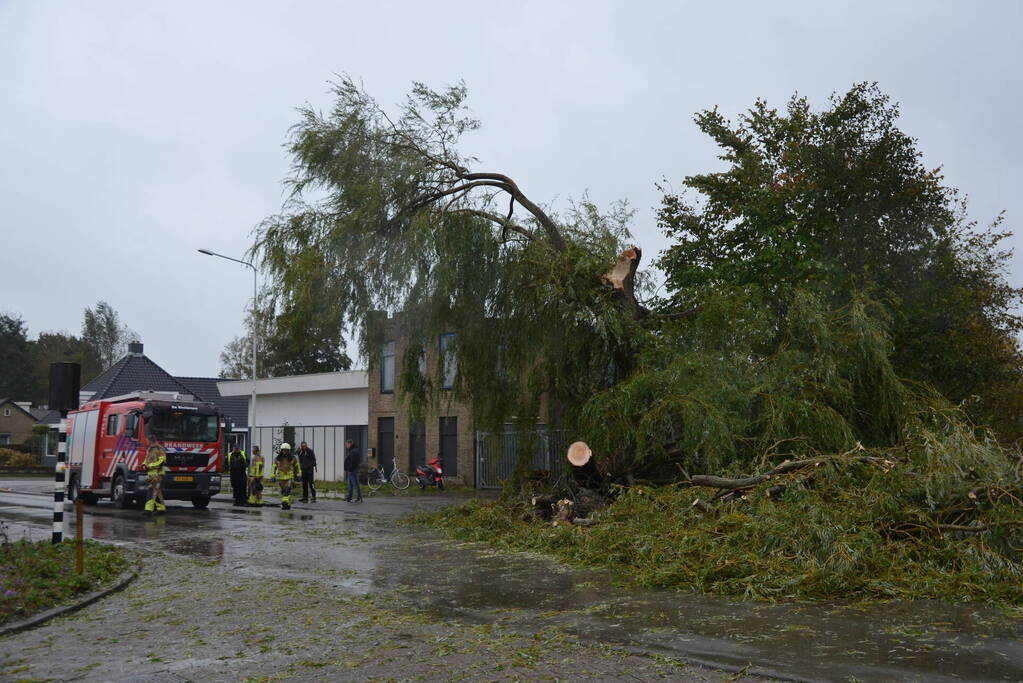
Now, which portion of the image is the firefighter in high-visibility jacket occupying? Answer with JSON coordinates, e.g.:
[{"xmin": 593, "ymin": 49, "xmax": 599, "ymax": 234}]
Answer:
[
  {"xmin": 142, "ymin": 444, "xmax": 167, "ymax": 515},
  {"xmin": 247, "ymin": 446, "xmax": 265, "ymax": 506},
  {"xmin": 272, "ymin": 443, "xmax": 301, "ymax": 510}
]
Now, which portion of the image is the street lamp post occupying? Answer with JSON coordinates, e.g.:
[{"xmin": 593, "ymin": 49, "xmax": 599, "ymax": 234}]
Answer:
[{"xmin": 198, "ymin": 248, "xmax": 258, "ymax": 454}]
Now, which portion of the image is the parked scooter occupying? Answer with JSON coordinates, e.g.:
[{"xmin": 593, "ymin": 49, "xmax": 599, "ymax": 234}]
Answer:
[{"xmin": 415, "ymin": 457, "xmax": 445, "ymax": 491}]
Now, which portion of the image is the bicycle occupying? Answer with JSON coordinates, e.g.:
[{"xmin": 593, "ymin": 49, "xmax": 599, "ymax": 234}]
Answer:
[{"xmin": 366, "ymin": 457, "xmax": 411, "ymax": 491}]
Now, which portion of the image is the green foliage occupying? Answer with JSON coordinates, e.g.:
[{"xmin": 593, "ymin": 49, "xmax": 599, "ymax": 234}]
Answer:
[
  {"xmin": 420, "ymin": 415, "xmax": 1023, "ymax": 605},
  {"xmin": 29, "ymin": 331, "xmax": 101, "ymax": 403},
  {"xmin": 578, "ymin": 288, "xmax": 922, "ymax": 477},
  {"xmin": 0, "ymin": 449, "xmax": 37, "ymax": 468},
  {"xmin": 254, "ymin": 78, "xmax": 643, "ymax": 430},
  {"xmin": 0, "ymin": 313, "xmax": 106, "ymax": 404},
  {"xmin": 657, "ymin": 83, "xmax": 1023, "ymax": 439},
  {"xmin": 0, "ymin": 538, "xmax": 132, "ymax": 623},
  {"xmin": 0, "ymin": 313, "xmax": 33, "ymax": 400},
  {"xmin": 218, "ymin": 306, "xmax": 351, "ymax": 379}
]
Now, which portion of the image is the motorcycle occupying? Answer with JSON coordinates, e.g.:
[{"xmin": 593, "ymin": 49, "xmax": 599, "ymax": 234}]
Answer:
[{"xmin": 415, "ymin": 458, "xmax": 445, "ymax": 490}]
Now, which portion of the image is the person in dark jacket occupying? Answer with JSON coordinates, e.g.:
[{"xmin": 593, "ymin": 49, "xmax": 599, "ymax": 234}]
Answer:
[
  {"xmin": 298, "ymin": 441, "xmax": 317, "ymax": 503},
  {"xmin": 343, "ymin": 439, "xmax": 362, "ymax": 503},
  {"xmin": 226, "ymin": 445, "xmax": 248, "ymax": 506}
]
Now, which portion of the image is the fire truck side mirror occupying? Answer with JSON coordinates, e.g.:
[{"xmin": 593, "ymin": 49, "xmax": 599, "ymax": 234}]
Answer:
[{"xmin": 142, "ymin": 408, "xmax": 153, "ymax": 420}]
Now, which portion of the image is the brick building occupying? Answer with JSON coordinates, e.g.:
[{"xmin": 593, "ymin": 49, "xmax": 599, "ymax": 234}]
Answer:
[
  {"xmin": 0, "ymin": 398, "xmax": 38, "ymax": 446},
  {"xmin": 368, "ymin": 312, "xmax": 476, "ymax": 486}
]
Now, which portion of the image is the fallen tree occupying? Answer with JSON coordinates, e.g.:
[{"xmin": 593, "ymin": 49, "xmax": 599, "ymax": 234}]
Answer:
[{"xmin": 420, "ymin": 409, "xmax": 1023, "ymax": 604}]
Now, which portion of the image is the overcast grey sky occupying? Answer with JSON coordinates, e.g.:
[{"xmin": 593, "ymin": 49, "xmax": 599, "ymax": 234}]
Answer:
[{"xmin": 2, "ymin": 1, "xmax": 1021, "ymax": 378}]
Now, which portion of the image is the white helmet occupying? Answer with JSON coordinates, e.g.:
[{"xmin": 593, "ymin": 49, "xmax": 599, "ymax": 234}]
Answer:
[{"xmin": 279, "ymin": 443, "xmax": 291, "ymax": 451}]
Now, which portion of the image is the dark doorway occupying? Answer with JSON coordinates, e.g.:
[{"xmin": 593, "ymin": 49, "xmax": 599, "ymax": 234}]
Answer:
[
  {"xmin": 344, "ymin": 425, "xmax": 368, "ymax": 468},
  {"xmin": 377, "ymin": 417, "xmax": 394, "ymax": 470},
  {"xmin": 439, "ymin": 416, "xmax": 458, "ymax": 476},
  {"xmin": 409, "ymin": 419, "xmax": 426, "ymax": 470}
]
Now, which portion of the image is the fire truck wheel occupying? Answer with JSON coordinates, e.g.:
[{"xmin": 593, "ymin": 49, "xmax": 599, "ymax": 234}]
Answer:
[
  {"xmin": 191, "ymin": 495, "xmax": 211, "ymax": 509},
  {"xmin": 111, "ymin": 474, "xmax": 132, "ymax": 510}
]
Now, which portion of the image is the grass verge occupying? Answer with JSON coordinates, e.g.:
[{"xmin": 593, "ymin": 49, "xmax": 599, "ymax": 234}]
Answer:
[{"xmin": 0, "ymin": 538, "xmax": 133, "ymax": 624}]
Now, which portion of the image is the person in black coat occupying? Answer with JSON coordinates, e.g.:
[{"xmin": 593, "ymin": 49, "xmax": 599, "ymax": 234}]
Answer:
[
  {"xmin": 298, "ymin": 441, "xmax": 317, "ymax": 502},
  {"xmin": 343, "ymin": 439, "xmax": 362, "ymax": 502},
  {"xmin": 226, "ymin": 445, "xmax": 249, "ymax": 506}
]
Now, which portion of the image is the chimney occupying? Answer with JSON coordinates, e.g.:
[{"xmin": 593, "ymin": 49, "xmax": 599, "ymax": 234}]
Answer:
[{"xmin": 128, "ymin": 341, "xmax": 144, "ymax": 355}]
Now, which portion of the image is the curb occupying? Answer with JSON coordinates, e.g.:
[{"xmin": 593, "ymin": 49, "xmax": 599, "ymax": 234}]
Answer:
[{"xmin": 0, "ymin": 567, "xmax": 138, "ymax": 638}]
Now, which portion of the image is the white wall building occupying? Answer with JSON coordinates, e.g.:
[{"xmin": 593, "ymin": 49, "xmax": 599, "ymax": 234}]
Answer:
[{"xmin": 218, "ymin": 370, "xmax": 368, "ymax": 481}]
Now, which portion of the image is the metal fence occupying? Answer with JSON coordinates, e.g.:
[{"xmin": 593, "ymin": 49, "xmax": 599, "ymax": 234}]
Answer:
[
  {"xmin": 247, "ymin": 424, "xmax": 368, "ymax": 482},
  {"xmin": 475, "ymin": 427, "xmax": 569, "ymax": 489}
]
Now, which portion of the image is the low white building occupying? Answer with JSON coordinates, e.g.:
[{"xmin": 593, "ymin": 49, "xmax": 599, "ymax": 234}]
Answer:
[{"xmin": 218, "ymin": 371, "xmax": 368, "ymax": 481}]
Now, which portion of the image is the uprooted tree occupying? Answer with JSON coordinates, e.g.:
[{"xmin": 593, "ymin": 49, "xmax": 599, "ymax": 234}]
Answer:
[{"xmin": 254, "ymin": 79, "xmax": 1023, "ymax": 579}]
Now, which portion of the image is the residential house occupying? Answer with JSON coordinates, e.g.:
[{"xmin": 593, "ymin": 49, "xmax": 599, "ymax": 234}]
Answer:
[{"xmin": 0, "ymin": 398, "xmax": 37, "ymax": 446}]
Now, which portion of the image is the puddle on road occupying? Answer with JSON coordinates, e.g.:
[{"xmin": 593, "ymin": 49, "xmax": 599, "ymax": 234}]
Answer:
[
  {"xmin": 161, "ymin": 536, "xmax": 226, "ymax": 560},
  {"xmin": 370, "ymin": 534, "xmax": 1023, "ymax": 683}
]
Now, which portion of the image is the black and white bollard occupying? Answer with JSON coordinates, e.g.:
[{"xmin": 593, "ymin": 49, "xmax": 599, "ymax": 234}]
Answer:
[
  {"xmin": 52, "ymin": 416, "xmax": 67, "ymax": 544},
  {"xmin": 48, "ymin": 361, "xmax": 80, "ymax": 545}
]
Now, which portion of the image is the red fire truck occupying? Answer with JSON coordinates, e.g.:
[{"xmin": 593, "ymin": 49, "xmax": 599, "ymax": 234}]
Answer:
[{"xmin": 66, "ymin": 391, "xmax": 225, "ymax": 509}]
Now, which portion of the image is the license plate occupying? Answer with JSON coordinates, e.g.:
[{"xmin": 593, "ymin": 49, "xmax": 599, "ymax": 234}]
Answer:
[{"xmin": 174, "ymin": 476, "xmax": 194, "ymax": 482}]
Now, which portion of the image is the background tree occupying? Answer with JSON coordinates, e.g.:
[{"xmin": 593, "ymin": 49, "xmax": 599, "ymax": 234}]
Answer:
[
  {"xmin": 657, "ymin": 83, "xmax": 1022, "ymax": 439},
  {"xmin": 218, "ymin": 304, "xmax": 352, "ymax": 379},
  {"xmin": 218, "ymin": 334, "xmax": 254, "ymax": 380},
  {"xmin": 0, "ymin": 313, "xmax": 34, "ymax": 399},
  {"xmin": 29, "ymin": 331, "xmax": 101, "ymax": 403},
  {"xmin": 81, "ymin": 301, "xmax": 138, "ymax": 371}
]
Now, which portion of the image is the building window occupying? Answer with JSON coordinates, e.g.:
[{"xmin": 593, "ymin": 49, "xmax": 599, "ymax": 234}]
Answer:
[
  {"xmin": 380, "ymin": 341, "xmax": 396, "ymax": 393},
  {"xmin": 439, "ymin": 333, "xmax": 457, "ymax": 389},
  {"xmin": 106, "ymin": 414, "xmax": 120, "ymax": 436},
  {"xmin": 0, "ymin": 434, "xmax": 10, "ymax": 445},
  {"xmin": 2, "ymin": 408, "xmax": 10, "ymax": 417},
  {"xmin": 124, "ymin": 413, "xmax": 139, "ymax": 438},
  {"xmin": 418, "ymin": 346, "xmax": 427, "ymax": 376},
  {"xmin": 439, "ymin": 416, "xmax": 458, "ymax": 476}
]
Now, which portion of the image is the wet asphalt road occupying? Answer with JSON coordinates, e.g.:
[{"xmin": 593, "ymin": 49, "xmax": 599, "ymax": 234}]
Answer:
[{"xmin": 0, "ymin": 478, "xmax": 1021, "ymax": 682}]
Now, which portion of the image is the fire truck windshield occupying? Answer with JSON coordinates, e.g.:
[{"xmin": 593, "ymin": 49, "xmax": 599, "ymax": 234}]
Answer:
[{"xmin": 144, "ymin": 410, "xmax": 219, "ymax": 443}]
